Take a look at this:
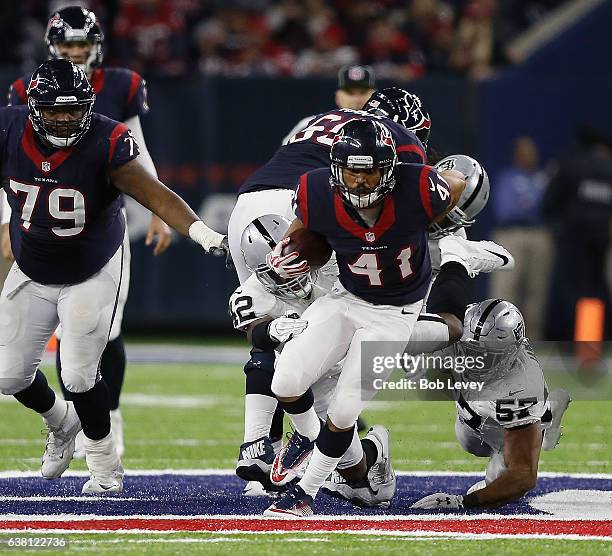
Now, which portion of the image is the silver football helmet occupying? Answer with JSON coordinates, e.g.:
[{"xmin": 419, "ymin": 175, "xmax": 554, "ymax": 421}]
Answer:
[
  {"xmin": 458, "ymin": 299, "xmax": 526, "ymax": 377},
  {"xmin": 241, "ymin": 214, "xmax": 315, "ymax": 300},
  {"xmin": 429, "ymin": 154, "xmax": 490, "ymax": 239}
]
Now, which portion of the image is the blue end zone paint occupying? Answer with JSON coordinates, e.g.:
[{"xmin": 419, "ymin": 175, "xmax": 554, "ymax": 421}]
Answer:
[{"xmin": 1, "ymin": 474, "xmax": 610, "ymax": 517}]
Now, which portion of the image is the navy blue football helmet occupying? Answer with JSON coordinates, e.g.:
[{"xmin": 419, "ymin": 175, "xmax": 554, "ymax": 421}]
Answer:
[
  {"xmin": 364, "ymin": 87, "xmax": 431, "ymax": 148},
  {"xmin": 45, "ymin": 6, "xmax": 104, "ymax": 74},
  {"xmin": 27, "ymin": 59, "xmax": 95, "ymax": 148},
  {"xmin": 330, "ymin": 119, "xmax": 397, "ymax": 208}
]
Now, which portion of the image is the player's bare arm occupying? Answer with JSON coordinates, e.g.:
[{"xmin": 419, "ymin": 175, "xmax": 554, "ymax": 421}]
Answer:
[
  {"xmin": 110, "ymin": 158, "xmax": 225, "ymax": 253},
  {"xmin": 470, "ymin": 423, "xmax": 541, "ymax": 508}
]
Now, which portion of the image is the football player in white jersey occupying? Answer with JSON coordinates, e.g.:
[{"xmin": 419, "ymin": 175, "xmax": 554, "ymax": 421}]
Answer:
[{"xmin": 411, "ymin": 299, "xmax": 571, "ymax": 511}]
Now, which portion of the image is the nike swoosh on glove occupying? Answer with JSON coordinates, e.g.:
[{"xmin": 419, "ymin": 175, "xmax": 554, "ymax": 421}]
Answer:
[
  {"xmin": 268, "ymin": 315, "xmax": 308, "ymax": 343},
  {"xmin": 410, "ymin": 492, "xmax": 464, "ymax": 510},
  {"xmin": 265, "ymin": 237, "xmax": 310, "ymax": 279}
]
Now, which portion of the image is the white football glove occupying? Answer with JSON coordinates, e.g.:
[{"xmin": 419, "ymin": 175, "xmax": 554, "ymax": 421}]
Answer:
[
  {"xmin": 268, "ymin": 314, "xmax": 308, "ymax": 343},
  {"xmin": 188, "ymin": 221, "xmax": 225, "ymax": 253},
  {"xmin": 265, "ymin": 237, "xmax": 310, "ymax": 279},
  {"xmin": 410, "ymin": 493, "xmax": 464, "ymax": 510}
]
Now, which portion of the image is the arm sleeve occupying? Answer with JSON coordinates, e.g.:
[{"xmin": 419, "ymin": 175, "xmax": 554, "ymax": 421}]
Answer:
[
  {"xmin": 107, "ymin": 123, "xmax": 140, "ymax": 171},
  {"xmin": 124, "ymin": 72, "xmax": 150, "ymax": 119},
  {"xmin": 123, "ymin": 115, "xmax": 157, "ymax": 178},
  {"xmin": 419, "ymin": 166, "xmax": 452, "ymax": 222}
]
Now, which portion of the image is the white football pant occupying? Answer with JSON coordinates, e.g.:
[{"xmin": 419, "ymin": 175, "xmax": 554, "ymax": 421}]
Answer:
[
  {"xmin": 56, "ymin": 209, "xmax": 130, "ymax": 343},
  {"xmin": 273, "ymin": 281, "xmax": 423, "ymax": 429},
  {"xmin": 0, "ymin": 246, "xmax": 123, "ymax": 396}
]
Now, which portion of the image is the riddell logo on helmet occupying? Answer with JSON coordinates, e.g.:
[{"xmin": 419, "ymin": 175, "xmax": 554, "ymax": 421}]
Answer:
[
  {"xmin": 347, "ymin": 155, "xmax": 373, "ymax": 167},
  {"xmin": 56, "ymin": 96, "xmax": 78, "ymax": 103}
]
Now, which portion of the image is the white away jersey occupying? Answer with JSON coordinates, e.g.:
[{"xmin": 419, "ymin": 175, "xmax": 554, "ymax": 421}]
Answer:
[
  {"xmin": 450, "ymin": 342, "xmax": 551, "ymax": 447},
  {"xmin": 229, "ymin": 259, "xmax": 338, "ymax": 331}
]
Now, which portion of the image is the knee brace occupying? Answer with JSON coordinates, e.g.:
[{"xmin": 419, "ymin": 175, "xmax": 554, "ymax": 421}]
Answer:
[{"xmin": 244, "ymin": 349, "xmax": 276, "ymax": 397}]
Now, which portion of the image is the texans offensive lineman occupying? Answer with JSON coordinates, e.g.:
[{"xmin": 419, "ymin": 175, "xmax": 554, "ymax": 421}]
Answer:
[{"xmin": 0, "ymin": 59, "xmax": 226, "ymax": 493}]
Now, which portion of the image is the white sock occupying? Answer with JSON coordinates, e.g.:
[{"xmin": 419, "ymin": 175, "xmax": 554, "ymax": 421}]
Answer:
[
  {"xmin": 298, "ymin": 445, "xmax": 341, "ymax": 497},
  {"xmin": 84, "ymin": 431, "xmax": 122, "ymax": 475},
  {"xmin": 243, "ymin": 394, "xmax": 277, "ymax": 443},
  {"xmin": 288, "ymin": 407, "xmax": 321, "ymax": 441},
  {"xmin": 41, "ymin": 397, "xmax": 68, "ymax": 429},
  {"xmin": 272, "ymin": 439, "xmax": 283, "ymax": 455}
]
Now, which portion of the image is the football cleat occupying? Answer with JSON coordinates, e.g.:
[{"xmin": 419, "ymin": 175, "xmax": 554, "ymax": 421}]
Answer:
[
  {"xmin": 323, "ymin": 425, "xmax": 396, "ymax": 507},
  {"xmin": 466, "ymin": 479, "xmax": 486, "ymax": 495},
  {"xmin": 439, "ymin": 236, "xmax": 514, "ymax": 277},
  {"xmin": 263, "ymin": 484, "xmax": 314, "ymax": 518},
  {"xmin": 73, "ymin": 431, "xmax": 85, "ymax": 459},
  {"xmin": 82, "ymin": 433, "xmax": 124, "ymax": 494},
  {"xmin": 41, "ymin": 401, "xmax": 81, "ymax": 480},
  {"xmin": 236, "ymin": 436, "xmax": 283, "ymax": 492},
  {"xmin": 270, "ymin": 431, "xmax": 314, "ymax": 486},
  {"xmin": 111, "ymin": 408, "xmax": 125, "ymax": 457},
  {"xmin": 542, "ymin": 389, "xmax": 572, "ymax": 451}
]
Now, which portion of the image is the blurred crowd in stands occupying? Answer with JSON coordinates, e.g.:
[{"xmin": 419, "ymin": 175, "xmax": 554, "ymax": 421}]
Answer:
[{"xmin": 3, "ymin": 0, "xmax": 560, "ymax": 79}]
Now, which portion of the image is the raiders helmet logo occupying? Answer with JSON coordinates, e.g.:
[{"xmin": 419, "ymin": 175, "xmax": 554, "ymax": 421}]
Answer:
[{"xmin": 436, "ymin": 158, "xmax": 457, "ymax": 172}]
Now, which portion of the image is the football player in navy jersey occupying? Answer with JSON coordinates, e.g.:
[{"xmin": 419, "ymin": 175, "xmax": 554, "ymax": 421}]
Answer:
[
  {"xmin": 0, "ymin": 59, "xmax": 226, "ymax": 494},
  {"xmin": 261, "ymin": 118, "xmax": 466, "ymax": 517},
  {"xmin": 1, "ymin": 6, "xmax": 173, "ymax": 457},
  {"xmin": 229, "ymin": 87, "xmax": 431, "ymax": 284}
]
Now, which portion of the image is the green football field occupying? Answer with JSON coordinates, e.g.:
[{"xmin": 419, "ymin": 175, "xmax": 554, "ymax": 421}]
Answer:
[{"xmin": 0, "ymin": 345, "xmax": 611, "ymax": 554}]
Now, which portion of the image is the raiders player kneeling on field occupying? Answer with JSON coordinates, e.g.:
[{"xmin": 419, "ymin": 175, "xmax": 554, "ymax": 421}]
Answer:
[{"xmin": 411, "ymin": 299, "xmax": 571, "ymax": 510}]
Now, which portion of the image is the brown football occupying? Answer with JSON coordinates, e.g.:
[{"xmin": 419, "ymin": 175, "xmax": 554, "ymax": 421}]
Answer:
[{"xmin": 281, "ymin": 228, "xmax": 332, "ymax": 269}]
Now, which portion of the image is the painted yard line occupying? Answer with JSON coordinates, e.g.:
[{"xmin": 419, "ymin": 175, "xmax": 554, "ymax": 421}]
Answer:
[
  {"xmin": 1, "ymin": 518, "xmax": 610, "ymax": 537},
  {"xmin": 1, "ymin": 528, "xmax": 611, "ymax": 542},
  {"xmin": 1, "ymin": 469, "xmax": 611, "ymax": 479},
  {"xmin": 2, "ymin": 514, "xmax": 611, "ymax": 523}
]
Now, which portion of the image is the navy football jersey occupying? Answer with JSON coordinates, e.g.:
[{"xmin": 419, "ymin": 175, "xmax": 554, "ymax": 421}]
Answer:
[
  {"xmin": 239, "ymin": 109, "xmax": 426, "ymax": 195},
  {"xmin": 0, "ymin": 106, "xmax": 140, "ymax": 284},
  {"xmin": 294, "ymin": 164, "xmax": 451, "ymax": 305},
  {"xmin": 7, "ymin": 67, "xmax": 149, "ymax": 122}
]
